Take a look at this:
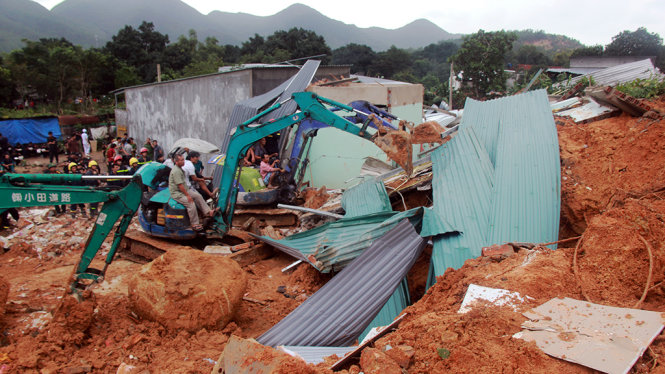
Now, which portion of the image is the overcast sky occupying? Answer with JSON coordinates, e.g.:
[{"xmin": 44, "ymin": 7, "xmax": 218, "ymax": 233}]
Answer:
[{"xmin": 33, "ymin": 0, "xmax": 665, "ymax": 46}]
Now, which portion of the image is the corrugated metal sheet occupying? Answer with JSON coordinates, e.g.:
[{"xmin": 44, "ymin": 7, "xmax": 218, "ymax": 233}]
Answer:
[
  {"xmin": 278, "ymin": 346, "xmax": 355, "ymax": 365},
  {"xmin": 358, "ymin": 278, "xmax": 410, "ymax": 342},
  {"xmin": 342, "ymin": 179, "xmax": 392, "ymax": 217},
  {"xmin": 257, "ymin": 220, "xmax": 426, "ymax": 347},
  {"xmin": 254, "ymin": 208, "xmax": 425, "ymax": 273},
  {"xmin": 486, "ymin": 90, "xmax": 561, "ymax": 246},
  {"xmin": 428, "ymin": 127, "xmax": 494, "ymax": 281},
  {"xmin": 565, "ymin": 59, "xmax": 662, "ymax": 88},
  {"xmin": 556, "ymin": 98, "xmax": 618, "ymax": 123},
  {"xmin": 428, "ymin": 90, "xmax": 560, "ymax": 287}
]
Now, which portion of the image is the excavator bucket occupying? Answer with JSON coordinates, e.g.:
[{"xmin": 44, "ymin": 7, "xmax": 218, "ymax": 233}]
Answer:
[
  {"xmin": 373, "ymin": 131, "xmax": 413, "ymax": 176},
  {"xmin": 367, "ymin": 115, "xmax": 414, "ymax": 175}
]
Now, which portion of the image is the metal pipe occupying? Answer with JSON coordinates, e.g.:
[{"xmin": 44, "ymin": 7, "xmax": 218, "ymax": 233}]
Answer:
[
  {"xmin": 277, "ymin": 203, "xmax": 344, "ymax": 219},
  {"xmin": 81, "ymin": 175, "xmax": 134, "ymax": 180}
]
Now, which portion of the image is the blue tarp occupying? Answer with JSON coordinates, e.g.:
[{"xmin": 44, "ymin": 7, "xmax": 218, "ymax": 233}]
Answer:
[{"xmin": 0, "ymin": 117, "xmax": 61, "ymax": 145}]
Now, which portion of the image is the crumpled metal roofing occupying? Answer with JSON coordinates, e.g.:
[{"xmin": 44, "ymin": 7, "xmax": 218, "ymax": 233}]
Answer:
[
  {"xmin": 277, "ymin": 346, "xmax": 356, "ymax": 365},
  {"xmin": 257, "ymin": 220, "xmax": 426, "ymax": 347},
  {"xmin": 428, "ymin": 90, "xmax": 560, "ymax": 286},
  {"xmin": 342, "ymin": 179, "xmax": 392, "ymax": 217},
  {"xmin": 358, "ymin": 278, "xmax": 410, "ymax": 342},
  {"xmin": 564, "ymin": 59, "xmax": 662, "ymax": 88},
  {"xmin": 253, "ymin": 208, "xmax": 424, "ymax": 272},
  {"xmin": 427, "ymin": 127, "xmax": 494, "ymax": 282}
]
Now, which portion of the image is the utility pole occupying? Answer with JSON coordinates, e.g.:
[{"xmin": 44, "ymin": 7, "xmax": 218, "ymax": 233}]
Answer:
[
  {"xmin": 157, "ymin": 64, "xmax": 162, "ymax": 83},
  {"xmin": 449, "ymin": 62, "xmax": 454, "ymax": 110}
]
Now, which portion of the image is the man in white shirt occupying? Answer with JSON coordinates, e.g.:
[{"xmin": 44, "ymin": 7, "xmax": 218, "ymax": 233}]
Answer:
[{"xmin": 81, "ymin": 129, "xmax": 91, "ymax": 156}]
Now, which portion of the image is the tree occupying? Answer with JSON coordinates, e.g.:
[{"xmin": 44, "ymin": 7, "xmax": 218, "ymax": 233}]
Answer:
[
  {"xmin": 331, "ymin": 43, "xmax": 376, "ymax": 74},
  {"xmin": 606, "ymin": 27, "xmax": 665, "ymax": 69},
  {"xmin": 450, "ymin": 30, "xmax": 517, "ymax": 98},
  {"xmin": 369, "ymin": 46, "xmax": 412, "ymax": 79},
  {"xmin": 265, "ymin": 28, "xmax": 331, "ymax": 63},
  {"xmin": 513, "ymin": 45, "xmax": 551, "ymax": 66},
  {"xmin": 570, "ymin": 45, "xmax": 604, "ymax": 57},
  {"xmin": 105, "ymin": 21, "xmax": 169, "ymax": 82},
  {"xmin": 163, "ymin": 30, "xmax": 198, "ymax": 72},
  {"xmin": 9, "ymin": 38, "xmax": 80, "ymax": 112},
  {"xmin": 0, "ymin": 57, "xmax": 15, "ymax": 106},
  {"xmin": 606, "ymin": 27, "xmax": 662, "ymax": 56}
]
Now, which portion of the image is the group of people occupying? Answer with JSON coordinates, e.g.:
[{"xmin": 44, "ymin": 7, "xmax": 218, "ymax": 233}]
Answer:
[
  {"xmin": 105, "ymin": 135, "xmax": 164, "ymax": 173},
  {"xmin": 242, "ymin": 137, "xmax": 285, "ymax": 188},
  {"xmin": 0, "ymin": 132, "xmax": 56, "ymax": 173}
]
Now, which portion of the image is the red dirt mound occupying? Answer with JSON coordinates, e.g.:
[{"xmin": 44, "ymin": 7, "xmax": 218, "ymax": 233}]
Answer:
[{"xmin": 128, "ymin": 247, "xmax": 247, "ymax": 332}]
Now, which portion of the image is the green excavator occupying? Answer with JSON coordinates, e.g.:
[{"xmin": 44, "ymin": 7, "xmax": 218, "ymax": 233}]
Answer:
[{"xmin": 0, "ymin": 92, "xmax": 420, "ymax": 297}]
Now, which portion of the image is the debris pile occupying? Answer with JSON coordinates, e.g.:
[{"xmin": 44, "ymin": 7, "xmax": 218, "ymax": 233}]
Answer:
[{"xmin": 1, "ymin": 86, "xmax": 665, "ymax": 372}]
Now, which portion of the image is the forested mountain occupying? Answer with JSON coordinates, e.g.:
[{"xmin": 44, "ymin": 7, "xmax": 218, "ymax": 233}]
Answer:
[{"xmin": 0, "ymin": 0, "xmax": 459, "ymax": 52}]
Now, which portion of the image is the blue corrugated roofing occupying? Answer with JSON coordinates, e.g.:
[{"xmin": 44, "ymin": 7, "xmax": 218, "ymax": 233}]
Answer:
[
  {"xmin": 427, "ymin": 89, "xmax": 560, "ymax": 287},
  {"xmin": 342, "ymin": 179, "xmax": 392, "ymax": 217},
  {"xmin": 257, "ymin": 220, "xmax": 426, "ymax": 347}
]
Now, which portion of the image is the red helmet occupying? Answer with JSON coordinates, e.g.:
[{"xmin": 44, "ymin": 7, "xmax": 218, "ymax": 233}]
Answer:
[
  {"xmin": 114, "ymin": 155, "xmax": 123, "ymax": 162},
  {"xmin": 140, "ymin": 147, "xmax": 148, "ymax": 153}
]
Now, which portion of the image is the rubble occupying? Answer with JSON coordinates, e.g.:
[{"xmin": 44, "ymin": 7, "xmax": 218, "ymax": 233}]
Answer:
[
  {"xmin": 128, "ymin": 248, "xmax": 247, "ymax": 332},
  {"xmin": 1, "ymin": 93, "xmax": 665, "ymax": 373}
]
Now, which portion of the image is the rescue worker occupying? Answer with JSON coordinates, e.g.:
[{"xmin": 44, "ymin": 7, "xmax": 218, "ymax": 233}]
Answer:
[
  {"xmin": 128, "ymin": 157, "xmax": 140, "ymax": 175},
  {"xmin": 137, "ymin": 147, "xmax": 150, "ymax": 164},
  {"xmin": 85, "ymin": 160, "xmax": 101, "ymax": 217},
  {"xmin": 67, "ymin": 162, "xmax": 87, "ymax": 218},
  {"xmin": 168, "ymin": 154, "xmax": 216, "ymax": 232}
]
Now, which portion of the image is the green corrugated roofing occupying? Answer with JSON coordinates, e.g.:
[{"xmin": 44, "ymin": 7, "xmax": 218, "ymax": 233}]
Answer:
[
  {"xmin": 428, "ymin": 89, "xmax": 561, "ymax": 287},
  {"xmin": 427, "ymin": 127, "xmax": 494, "ymax": 283},
  {"xmin": 342, "ymin": 179, "xmax": 392, "ymax": 217},
  {"xmin": 257, "ymin": 208, "xmax": 424, "ymax": 273}
]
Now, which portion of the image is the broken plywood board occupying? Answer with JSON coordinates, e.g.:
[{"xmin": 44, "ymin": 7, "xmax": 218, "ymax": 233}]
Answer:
[
  {"xmin": 231, "ymin": 208, "xmax": 298, "ymax": 228},
  {"xmin": 515, "ymin": 297, "xmax": 665, "ymax": 374}
]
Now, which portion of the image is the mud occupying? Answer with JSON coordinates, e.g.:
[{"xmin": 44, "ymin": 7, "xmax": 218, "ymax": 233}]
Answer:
[
  {"xmin": 0, "ymin": 276, "xmax": 8, "ymax": 319},
  {"xmin": 303, "ymin": 186, "xmax": 330, "ymax": 210},
  {"xmin": 558, "ymin": 98, "xmax": 665, "ymax": 236},
  {"xmin": 410, "ymin": 121, "xmax": 447, "ymax": 144},
  {"xmin": 128, "ymin": 247, "xmax": 247, "ymax": 332}
]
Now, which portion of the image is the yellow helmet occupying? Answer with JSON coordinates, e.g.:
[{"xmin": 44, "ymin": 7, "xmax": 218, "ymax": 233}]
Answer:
[
  {"xmin": 129, "ymin": 157, "xmax": 139, "ymax": 166},
  {"xmin": 88, "ymin": 160, "xmax": 98, "ymax": 168},
  {"xmin": 68, "ymin": 162, "xmax": 77, "ymax": 171}
]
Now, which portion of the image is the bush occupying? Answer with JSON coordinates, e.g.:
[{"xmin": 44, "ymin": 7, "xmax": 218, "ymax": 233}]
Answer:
[{"xmin": 615, "ymin": 76, "xmax": 665, "ymax": 98}]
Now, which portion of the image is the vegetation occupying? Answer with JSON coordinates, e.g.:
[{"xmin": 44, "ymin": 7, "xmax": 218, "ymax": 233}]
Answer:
[
  {"xmin": 571, "ymin": 27, "xmax": 665, "ymax": 69},
  {"xmin": 450, "ymin": 30, "xmax": 518, "ymax": 99},
  {"xmin": 0, "ymin": 21, "xmax": 663, "ymax": 116},
  {"xmin": 615, "ymin": 76, "xmax": 665, "ymax": 98}
]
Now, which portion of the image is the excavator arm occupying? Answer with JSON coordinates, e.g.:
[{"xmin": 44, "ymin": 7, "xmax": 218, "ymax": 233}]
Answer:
[
  {"xmin": 0, "ymin": 173, "xmax": 142, "ymax": 296},
  {"xmin": 213, "ymin": 92, "xmax": 408, "ymax": 234}
]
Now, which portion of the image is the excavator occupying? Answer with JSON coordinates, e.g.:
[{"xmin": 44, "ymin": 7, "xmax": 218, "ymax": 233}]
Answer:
[{"xmin": 0, "ymin": 92, "xmax": 425, "ymax": 297}]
